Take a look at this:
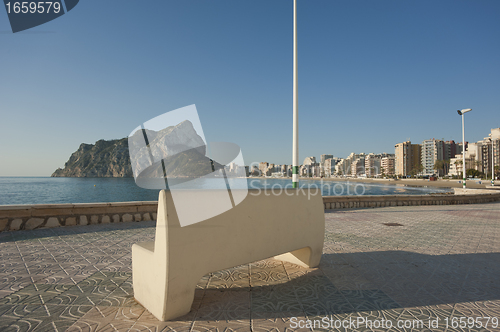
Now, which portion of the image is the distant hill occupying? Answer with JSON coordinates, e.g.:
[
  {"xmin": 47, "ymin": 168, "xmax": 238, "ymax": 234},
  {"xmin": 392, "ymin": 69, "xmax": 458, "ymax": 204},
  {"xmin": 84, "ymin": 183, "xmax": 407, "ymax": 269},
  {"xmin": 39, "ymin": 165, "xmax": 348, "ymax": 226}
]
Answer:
[{"xmin": 52, "ymin": 121, "xmax": 222, "ymax": 178}]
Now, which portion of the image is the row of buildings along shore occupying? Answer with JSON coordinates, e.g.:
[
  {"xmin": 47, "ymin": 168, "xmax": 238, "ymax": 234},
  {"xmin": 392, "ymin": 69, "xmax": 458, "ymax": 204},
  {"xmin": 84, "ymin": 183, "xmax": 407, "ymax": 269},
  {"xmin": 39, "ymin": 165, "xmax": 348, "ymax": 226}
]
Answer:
[
  {"xmin": 250, "ymin": 152, "xmax": 396, "ymax": 178},
  {"xmin": 395, "ymin": 127, "xmax": 499, "ymax": 177},
  {"xmin": 247, "ymin": 127, "xmax": 500, "ymax": 179}
]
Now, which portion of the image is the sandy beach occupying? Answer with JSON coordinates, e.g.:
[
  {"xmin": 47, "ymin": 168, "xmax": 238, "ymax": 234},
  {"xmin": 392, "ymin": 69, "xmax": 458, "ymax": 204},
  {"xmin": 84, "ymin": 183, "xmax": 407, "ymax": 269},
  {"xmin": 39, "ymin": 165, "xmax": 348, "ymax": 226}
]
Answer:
[{"xmin": 300, "ymin": 177, "xmax": 499, "ymax": 190}]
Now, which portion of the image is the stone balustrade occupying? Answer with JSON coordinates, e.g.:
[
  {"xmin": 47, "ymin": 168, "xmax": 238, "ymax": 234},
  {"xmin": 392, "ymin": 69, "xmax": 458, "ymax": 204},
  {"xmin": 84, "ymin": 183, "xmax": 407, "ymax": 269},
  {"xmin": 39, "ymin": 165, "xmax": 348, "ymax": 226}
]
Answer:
[
  {"xmin": 1, "ymin": 192, "xmax": 500, "ymax": 232},
  {"xmin": 323, "ymin": 192, "xmax": 500, "ymax": 209},
  {"xmin": 0, "ymin": 201, "xmax": 157, "ymax": 232}
]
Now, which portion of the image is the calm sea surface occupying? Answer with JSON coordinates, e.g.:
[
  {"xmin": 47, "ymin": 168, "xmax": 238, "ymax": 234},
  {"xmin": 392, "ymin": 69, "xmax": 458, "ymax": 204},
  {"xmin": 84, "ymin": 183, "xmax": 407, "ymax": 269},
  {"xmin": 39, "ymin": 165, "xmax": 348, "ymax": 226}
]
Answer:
[{"xmin": 0, "ymin": 177, "xmax": 452, "ymax": 205}]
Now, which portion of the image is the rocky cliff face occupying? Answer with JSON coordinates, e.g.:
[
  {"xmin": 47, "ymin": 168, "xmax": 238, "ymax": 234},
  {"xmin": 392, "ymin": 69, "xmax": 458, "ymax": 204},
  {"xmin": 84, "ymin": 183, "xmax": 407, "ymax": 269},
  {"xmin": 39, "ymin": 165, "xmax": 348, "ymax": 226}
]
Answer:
[
  {"xmin": 52, "ymin": 138, "xmax": 133, "ymax": 177},
  {"xmin": 52, "ymin": 120, "xmax": 221, "ymax": 178}
]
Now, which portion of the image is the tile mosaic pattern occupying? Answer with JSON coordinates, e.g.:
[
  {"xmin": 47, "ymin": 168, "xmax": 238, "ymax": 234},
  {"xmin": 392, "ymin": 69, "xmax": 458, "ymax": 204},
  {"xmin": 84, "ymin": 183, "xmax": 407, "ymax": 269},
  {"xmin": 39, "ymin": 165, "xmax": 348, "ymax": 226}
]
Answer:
[{"xmin": 0, "ymin": 202, "xmax": 499, "ymax": 331}]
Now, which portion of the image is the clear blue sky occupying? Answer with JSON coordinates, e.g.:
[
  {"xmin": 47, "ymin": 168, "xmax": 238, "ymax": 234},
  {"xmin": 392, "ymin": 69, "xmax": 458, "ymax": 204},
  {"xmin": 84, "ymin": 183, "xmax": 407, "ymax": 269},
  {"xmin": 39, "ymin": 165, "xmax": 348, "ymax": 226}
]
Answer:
[{"xmin": 1, "ymin": 0, "xmax": 499, "ymax": 176}]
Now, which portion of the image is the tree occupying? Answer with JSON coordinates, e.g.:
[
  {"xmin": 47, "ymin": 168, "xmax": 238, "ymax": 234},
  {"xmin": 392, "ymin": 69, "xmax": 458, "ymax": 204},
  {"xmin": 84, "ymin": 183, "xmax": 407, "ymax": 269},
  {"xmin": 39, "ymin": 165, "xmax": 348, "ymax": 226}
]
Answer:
[
  {"xmin": 412, "ymin": 164, "xmax": 424, "ymax": 177},
  {"xmin": 467, "ymin": 168, "xmax": 484, "ymax": 178},
  {"xmin": 443, "ymin": 159, "xmax": 450, "ymax": 175},
  {"xmin": 434, "ymin": 160, "xmax": 444, "ymax": 176}
]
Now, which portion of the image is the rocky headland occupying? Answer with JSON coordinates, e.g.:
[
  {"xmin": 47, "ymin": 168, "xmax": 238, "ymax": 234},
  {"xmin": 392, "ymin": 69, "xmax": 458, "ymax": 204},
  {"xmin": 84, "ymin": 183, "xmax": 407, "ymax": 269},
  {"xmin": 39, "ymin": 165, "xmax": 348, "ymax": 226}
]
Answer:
[
  {"xmin": 52, "ymin": 121, "xmax": 219, "ymax": 178},
  {"xmin": 52, "ymin": 138, "xmax": 132, "ymax": 177}
]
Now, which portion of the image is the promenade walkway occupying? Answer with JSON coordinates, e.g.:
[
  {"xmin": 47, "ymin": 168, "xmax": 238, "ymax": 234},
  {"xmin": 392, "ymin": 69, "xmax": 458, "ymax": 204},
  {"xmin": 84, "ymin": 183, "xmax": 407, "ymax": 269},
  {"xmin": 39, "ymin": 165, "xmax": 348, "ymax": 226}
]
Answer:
[{"xmin": 0, "ymin": 203, "xmax": 499, "ymax": 331}]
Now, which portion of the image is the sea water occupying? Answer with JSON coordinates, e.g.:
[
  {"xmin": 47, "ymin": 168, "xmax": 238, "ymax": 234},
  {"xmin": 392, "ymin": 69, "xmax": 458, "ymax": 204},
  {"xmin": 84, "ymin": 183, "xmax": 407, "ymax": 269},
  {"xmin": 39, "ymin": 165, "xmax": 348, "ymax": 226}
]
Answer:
[{"xmin": 0, "ymin": 177, "xmax": 452, "ymax": 205}]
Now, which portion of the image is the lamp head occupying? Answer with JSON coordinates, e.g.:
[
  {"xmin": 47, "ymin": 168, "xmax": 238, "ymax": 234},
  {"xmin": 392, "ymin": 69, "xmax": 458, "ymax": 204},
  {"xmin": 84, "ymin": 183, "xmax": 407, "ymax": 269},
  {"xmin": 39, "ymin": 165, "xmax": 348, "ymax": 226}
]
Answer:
[{"xmin": 457, "ymin": 108, "xmax": 472, "ymax": 115}]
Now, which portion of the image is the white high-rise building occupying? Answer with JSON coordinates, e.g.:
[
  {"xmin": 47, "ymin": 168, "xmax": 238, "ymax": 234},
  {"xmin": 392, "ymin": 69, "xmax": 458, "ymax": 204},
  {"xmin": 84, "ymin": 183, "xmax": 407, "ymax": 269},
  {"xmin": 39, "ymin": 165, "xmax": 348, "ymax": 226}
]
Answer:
[
  {"xmin": 365, "ymin": 153, "xmax": 382, "ymax": 177},
  {"xmin": 421, "ymin": 139, "xmax": 444, "ymax": 175},
  {"xmin": 351, "ymin": 157, "xmax": 366, "ymax": 177},
  {"xmin": 381, "ymin": 155, "xmax": 395, "ymax": 176}
]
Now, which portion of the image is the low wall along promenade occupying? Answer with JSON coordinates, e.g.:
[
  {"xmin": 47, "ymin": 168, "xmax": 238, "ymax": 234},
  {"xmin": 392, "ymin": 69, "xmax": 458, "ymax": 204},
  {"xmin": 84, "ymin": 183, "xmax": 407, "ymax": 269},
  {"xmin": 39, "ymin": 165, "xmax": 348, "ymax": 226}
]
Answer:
[
  {"xmin": 0, "ymin": 201, "xmax": 158, "ymax": 233},
  {"xmin": 1, "ymin": 191, "xmax": 500, "ymax": 232},
  {"xmin": 322, "ymin": 191, "xmax": 500, "ymax": 209}
]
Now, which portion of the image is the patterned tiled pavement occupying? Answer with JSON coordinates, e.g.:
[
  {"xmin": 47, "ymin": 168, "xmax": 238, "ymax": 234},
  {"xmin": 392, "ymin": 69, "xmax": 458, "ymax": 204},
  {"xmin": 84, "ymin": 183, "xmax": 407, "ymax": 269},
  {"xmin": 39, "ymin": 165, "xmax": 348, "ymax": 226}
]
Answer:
[{"xmin": 0, "ymin": 202, "xmax": 499, "ymax": 331}]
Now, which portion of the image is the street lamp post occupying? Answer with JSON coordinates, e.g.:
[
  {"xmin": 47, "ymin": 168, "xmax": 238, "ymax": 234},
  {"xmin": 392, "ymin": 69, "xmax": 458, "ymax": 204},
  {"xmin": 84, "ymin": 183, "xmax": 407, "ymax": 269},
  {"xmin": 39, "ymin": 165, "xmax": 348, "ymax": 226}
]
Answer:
[
  {"xmin": 292, "ymin": 0, "xmax": 299, "ymax": 188},
  {"xmin": 457, "ymin": 108, "xmax": 472, "ymax": 189}
]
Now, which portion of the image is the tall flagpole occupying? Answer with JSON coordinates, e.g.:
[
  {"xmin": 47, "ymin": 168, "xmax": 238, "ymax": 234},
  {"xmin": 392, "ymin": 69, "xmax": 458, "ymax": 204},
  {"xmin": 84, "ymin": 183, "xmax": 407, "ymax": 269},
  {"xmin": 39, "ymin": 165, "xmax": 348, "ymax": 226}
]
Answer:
[
  {"xmin": 292, "ymin": 0, "xmax": 299, "ymax": 188},
  {"xmin": 493, "ymin": 137, "xmax": 495, "ymax": 186}
]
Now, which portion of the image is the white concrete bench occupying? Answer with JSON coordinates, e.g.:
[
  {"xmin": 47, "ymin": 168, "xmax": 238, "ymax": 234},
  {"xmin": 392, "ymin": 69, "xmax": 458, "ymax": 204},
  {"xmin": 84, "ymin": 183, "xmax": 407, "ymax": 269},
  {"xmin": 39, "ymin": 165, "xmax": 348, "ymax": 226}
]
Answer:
[{"xmin": 132, "ymin": 189, "xmax": 325, "ymax": 321}]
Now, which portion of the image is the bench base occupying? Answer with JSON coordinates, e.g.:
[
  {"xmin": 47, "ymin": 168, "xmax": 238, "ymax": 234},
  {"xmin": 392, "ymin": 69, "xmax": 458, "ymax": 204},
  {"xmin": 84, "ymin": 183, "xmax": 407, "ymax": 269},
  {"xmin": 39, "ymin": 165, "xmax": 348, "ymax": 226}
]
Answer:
[{"xmin": 132, "ymin": 189, "xmax": 325, "ymax": 321}]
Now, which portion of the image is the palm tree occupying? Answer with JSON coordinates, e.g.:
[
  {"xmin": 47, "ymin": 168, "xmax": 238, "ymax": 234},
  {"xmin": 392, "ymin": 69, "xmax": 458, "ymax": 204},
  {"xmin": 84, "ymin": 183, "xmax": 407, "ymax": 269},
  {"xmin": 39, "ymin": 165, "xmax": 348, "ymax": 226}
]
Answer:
[
  {"xmin": 413, "ymin": 164, "xmax": 424, "ymax": 176},
  {"xmin": 443, "ymin": 159, "xmax": 450, "ymax": 175},
  {"xmin": 434, "ymin": 160, "xmax": 444, "ymax": 176}
]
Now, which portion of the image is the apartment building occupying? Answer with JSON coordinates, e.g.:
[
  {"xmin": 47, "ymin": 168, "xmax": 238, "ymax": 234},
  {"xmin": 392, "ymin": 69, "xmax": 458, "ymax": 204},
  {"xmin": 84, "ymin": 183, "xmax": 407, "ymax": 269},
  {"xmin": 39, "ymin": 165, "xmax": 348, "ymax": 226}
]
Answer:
[
  {"xmin": 323, "ymin": 158, "xmax": 340, "ymax": 177},
  {"xmin": 258, "ymin": 162, "xmax": 269, "ymax": 175},
  {"xmin": 421, "ymin": 139, "xmax": 445, "ymax": 175},
  {"xmin": 394, "ymin": 141, "xmax": 421, "ymax": 176},
  {"xmin": 320, "ymin": 154, "xmax": 333, "ymax": 165},
  {"xmin": 351, "ymin": 158, "xmax": 365, "ymax": 177},
  {"xmin": 443, "ymin": 140, "xmax": 461, "ymax": 160},
  {"xmin": 381, "ymin": 155, "xmax": 395, "ymax": 176},
  {"xmin": 334, "ymin": 153, "xmax": 363, "ymax": 176},
  {"xmin": 365, "ymin": 153, "xmax": 382, "ymax": 177},
  {"xmin": 479, "ymin": 128, "xmax": 500, "ymax": 176}
]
